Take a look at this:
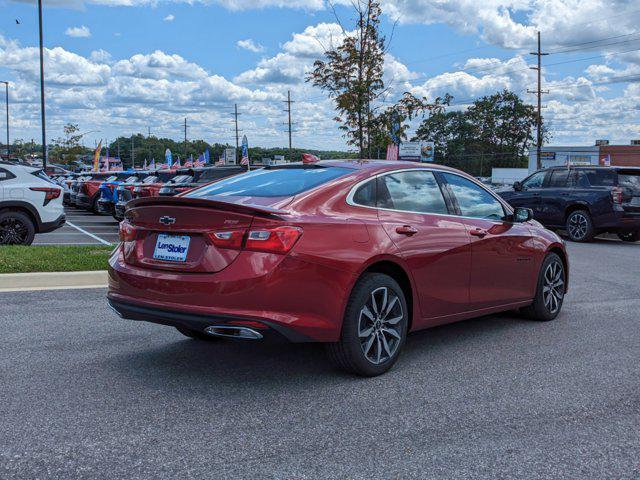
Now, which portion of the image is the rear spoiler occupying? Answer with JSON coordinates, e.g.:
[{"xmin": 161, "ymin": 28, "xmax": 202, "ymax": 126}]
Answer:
[{"xmin": 127, "ymin": 195, "xmax": 290, "ymax": 218}]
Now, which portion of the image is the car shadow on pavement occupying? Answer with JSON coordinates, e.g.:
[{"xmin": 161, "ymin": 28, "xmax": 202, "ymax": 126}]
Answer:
[{"xmin": 104, "ymin": 311, "xmax": 532, "ymax": 387}]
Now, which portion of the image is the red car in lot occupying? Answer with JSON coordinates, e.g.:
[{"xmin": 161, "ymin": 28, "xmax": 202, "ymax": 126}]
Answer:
[{"xmin": 108, "ymin": 160, "xmax": 569, "ymax": 376}]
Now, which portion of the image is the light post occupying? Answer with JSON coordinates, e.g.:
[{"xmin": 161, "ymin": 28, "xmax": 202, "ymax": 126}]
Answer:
[
  {"xmin": 0, "ymin": 81, "xmax": 8, "ymax": 159},
  {"xmin": 37, "ymin": 0, "xmax": 47, "ymax": 170}
]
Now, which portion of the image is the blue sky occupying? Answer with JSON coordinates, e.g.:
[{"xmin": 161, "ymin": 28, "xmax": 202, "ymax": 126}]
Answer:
[{"xmin": 1, "ymin": 0, "xmax": 640, "ymax": 152}]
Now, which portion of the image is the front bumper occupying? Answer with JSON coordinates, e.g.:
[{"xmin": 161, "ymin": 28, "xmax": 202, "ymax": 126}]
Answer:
[{"xmin": 63, "ymin": 192, "xmax": 71, "ymax": 205}]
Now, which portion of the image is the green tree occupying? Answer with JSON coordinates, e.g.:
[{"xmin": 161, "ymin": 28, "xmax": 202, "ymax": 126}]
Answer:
[
  {"xmin": 414, "ymin": 90, "xmax": 544, "ymax": 175},
  {"xmin": 51, "ymin": 123, "xmax": 89, "ymax": 165},
  {"xmin": 306, "ymin": 0, "xmax": 386, "ymax": 157}
]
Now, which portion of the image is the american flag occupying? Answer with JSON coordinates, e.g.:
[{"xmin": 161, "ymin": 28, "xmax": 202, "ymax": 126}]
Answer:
[
  {"xmin": 193, "ymin": 153, "xmax": 206, "ymax": 168},
  {"xmin": 386, "ymin": 143, "xmax": 399, "ymax": 161}
]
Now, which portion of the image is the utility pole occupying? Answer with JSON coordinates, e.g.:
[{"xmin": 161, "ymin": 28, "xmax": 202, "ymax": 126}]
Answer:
[
  {"xmin": 233, "ymin": 104, "xmax": 240, "ymax": 164},
  {"xmin": 0, "ymin": 81, "xmax": 8, "ymax": 158},
  {"xmin": 183, "ymin": 118, "xmax": 187, "ymax": 159},
  {"xmin": 37, "ymin": 0, "xmax": 47, "ymax": 170},
  {"xmin": 131, "ymin": 135, "xmax": 135, "ymax": 169},
  {"xmin": 283, "ymin": 90, "xmax": 294, "ymax": 162},
  {"xmin": 528, "ymin": 31, "xmax": 549, "ymax": 170}
]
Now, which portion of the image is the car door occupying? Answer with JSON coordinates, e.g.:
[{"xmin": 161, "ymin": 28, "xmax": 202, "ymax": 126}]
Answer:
[
  {"xmin": 374, "ymin": 169, "xmax": 472, "ymax": 324},
  {"xmin": 508, "ymin": 170, "xmax": 547, "ymax": 220},
  {"xmin": 539, "ymin": 168, "xmax": 572, "ymax": 227},
  {"xmin": 440, "ymin": 172, "xmax": 537, "ymax": 310}
]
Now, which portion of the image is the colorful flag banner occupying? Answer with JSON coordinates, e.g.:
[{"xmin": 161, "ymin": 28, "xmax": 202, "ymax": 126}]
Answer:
[
  {"xmin": 93, "ymin": 141, "xmax": 102, "ymax": 172},
  {"xmin": 204, "ymin": 148, "xmax": 210, "ymax": 164},
  {"xmin": 241, "ymin": 135, "xmax": 249, "ymax": 168},
  {"xmin": 149, "ymin": 159, "xmax": 155, "ymax": 170},
  {"xmin": 386, "ymin": 143, "xmax": 398, "ymax": 161},
  {"xmin": 165, "ymin": 148, "xmax": 172, "ymax": 167}
]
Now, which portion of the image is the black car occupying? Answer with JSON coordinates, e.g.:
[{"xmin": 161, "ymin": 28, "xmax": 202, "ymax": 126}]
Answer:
[
  {"xmin": 498, "ymin": 166, "xmax": 640, "ymax": 242},
  {"xmin": 157, "ymin": 166, "xmax": 245, "ymax": 196}
]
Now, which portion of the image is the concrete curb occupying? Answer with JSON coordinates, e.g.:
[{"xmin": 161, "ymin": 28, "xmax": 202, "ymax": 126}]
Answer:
[{"xmin": 0, "ymin": 271, "xmax": 108, "ymax": 292}]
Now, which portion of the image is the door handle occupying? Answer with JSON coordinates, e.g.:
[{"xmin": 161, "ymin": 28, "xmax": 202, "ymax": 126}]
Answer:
[
  {"xmin": 469, "ymin": 228, "xmax": 488, "ymax": 238},
  {"xmin": 396, "ymin": 225, "xmax": 418, "ymax": 236}
]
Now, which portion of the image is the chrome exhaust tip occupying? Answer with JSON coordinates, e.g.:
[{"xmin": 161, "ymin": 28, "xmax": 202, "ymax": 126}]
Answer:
[{"xmin": 204, "ymin": 325, "xmax": 263, "ymax": 340}]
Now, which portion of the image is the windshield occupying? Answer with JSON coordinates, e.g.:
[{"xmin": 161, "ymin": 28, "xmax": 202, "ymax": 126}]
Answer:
[
  {"xmin": 170, "ymin": 175, "xmax": 193, "ymax": 184},
  {"xmin": 187, "ymin": 167, "xmax": 351, "ymax": 198},
  {"xmin": 142, "ymin": 176, "xmax": 158, "ymax": 184}
]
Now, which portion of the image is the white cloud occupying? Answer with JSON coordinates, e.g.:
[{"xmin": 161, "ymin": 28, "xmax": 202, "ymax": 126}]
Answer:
[
  {"xmin": 163, "ymin": 14, "xmax": 175, "ymax": 21},
  {"xmin": 113, "ymin": 50, "xmax": 209, "ymax": 80},
  {"xmin": 65, "ymin": 25, "xmax": 91, "ymax": 38},
  {"xmin": 237, "ymin": 39, "xmax": 265, "ymax": 53}
]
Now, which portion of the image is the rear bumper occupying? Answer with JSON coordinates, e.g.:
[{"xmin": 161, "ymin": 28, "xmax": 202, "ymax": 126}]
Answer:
[
  {"xmin": 76, "ymin": 193, "xmax": 92, "ymax": 209},
  {"xmin": 107, "ymin": 297, "xmax": 310, "ymax": 342},
  {"xmin": 39, "ymin": 213, "xmax": 66, "ymax": 233},
  {"xmin": 97, "ymin": 198, "xmax": 114, "ymax": 214},
  {"xmin": 114, "ymin": 202, "xmax": 126, "ymax": 220},
  {"xmin": 594, "ymin": 210, "xmax": 640, "ymax": 231},
  {"xmin": 107, "ymin": 248, "xmax": 355, "ymax": 343}
]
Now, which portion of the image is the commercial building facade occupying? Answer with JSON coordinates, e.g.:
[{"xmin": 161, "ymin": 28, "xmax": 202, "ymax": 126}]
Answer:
[{"xmin": 528, "ymin": 141, "xmax": 640, "ymax": 172}]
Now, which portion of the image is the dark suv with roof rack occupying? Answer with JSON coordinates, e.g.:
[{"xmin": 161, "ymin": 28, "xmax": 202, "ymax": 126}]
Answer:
[{"xmin": 498, "ymin": 166, "xmax": 640, "ymax": 242}]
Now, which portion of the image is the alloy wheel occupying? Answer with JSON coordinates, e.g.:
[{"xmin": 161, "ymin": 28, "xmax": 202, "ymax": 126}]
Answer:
[
  {"xmin": 568, "ymin": 213, "xmax": 588, "ymax": 240},
  {"xmin": 0, "ymin": 218, "xmax": 29, "ymax": 245},
  {"xmin": 542, "ymin": 261, "xmax": 564, "ymax": 314},
  {"xmin": 358, "ymin": 286, "xmax": 404, "ymax": 365}
]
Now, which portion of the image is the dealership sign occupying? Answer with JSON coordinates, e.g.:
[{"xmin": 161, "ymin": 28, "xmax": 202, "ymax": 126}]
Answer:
[{"xmin": 399, "ymin": 141, "xmax": 435, "ymax": 162}]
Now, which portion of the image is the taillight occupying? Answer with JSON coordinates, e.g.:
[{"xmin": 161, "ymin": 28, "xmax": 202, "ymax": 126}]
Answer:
[
  {"xmin": 206, "ymin": 226, "xmax": 303, "ymax": 254},
  {"xmin": 245, "ymin": 226, "xmax": 303, "ymax": 253},
  {"xmin": 611, "ymin": 187, "xmax": 623, "ymax": 204},
  {"xmin": 119, "ymin": 221, "xmax": 138, "ymax": 242},
  {"xmin": 30, "ymin": 187, "xmax": 61, "ymax": 205},
  {"xmin": 206, "ymin": 229, "xmax": 245, "ymax": 249}
]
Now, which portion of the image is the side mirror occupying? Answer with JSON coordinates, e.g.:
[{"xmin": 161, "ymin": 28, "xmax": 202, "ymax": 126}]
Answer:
[
  {"xmin": 513, "ymin": 181, "xmax": 523, "ymax": 191},
  {"xmin": 513, "ymin": 207, "xmax": 533, "ymax": 223}
]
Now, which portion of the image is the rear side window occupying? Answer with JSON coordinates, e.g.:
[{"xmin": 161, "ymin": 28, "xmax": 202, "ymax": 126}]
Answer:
[
  {"xmin": 377, "ymin": 170, "xmax": 448, "ymax": 214},
  {"xmin": 548, "ymin": 169, "xmax": 570, "ymax": 188},
  {"xmin": 188, "ymin": 167, "xmax": 351, "ymax": 198},
  {"xmin": 0, "ymin": 168, "xmax": 16, "ymax": 181},
  {"xmin": 442, "ymin": 173, "xmax": 505, "ymax": 220},
  {"xmin": 618, "ymin": 171, "xmax": 640, "ymax": 192},
  {"xmin": 352, "ymin": 180, "xmax": 376, "ymax": 207},
  {"xmin": 574, "ymin": 169, "xmax": 615, "ymax": 187}
]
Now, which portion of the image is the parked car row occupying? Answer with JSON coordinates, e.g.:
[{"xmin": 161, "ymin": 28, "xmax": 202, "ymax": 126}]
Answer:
[
  {"xmin": 51, "ymin": 166, "xmax": 245, "ymax": 221},
  {"xmin": 0, "ymin": 161, "xmax": 65, "ymax": 245}
]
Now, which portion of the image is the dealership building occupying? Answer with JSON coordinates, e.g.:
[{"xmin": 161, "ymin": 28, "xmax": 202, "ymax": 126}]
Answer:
[{"xmin": 528, "ymin": 141, "xmax": 640, "ymax": 172}]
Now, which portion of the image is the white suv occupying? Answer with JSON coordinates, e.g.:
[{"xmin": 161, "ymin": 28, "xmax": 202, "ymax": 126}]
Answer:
[{"xmin": 0, "ymin": 162, "xmax": 65, "ymax": 245}]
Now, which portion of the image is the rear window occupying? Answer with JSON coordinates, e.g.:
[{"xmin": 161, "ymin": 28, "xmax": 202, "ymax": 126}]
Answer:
[
  {"xmin": 188, "ymin": 167, "xmax": 351, "ymax": 198},
  {"xmin": 618, "ymin": 171, "xmax": 640, "ymax": 192}
]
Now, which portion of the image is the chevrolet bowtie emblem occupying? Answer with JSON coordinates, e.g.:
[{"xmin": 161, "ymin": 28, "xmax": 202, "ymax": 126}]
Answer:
[{"xmin": 159, "ymin": 216, "xmax": 176, "ymax": 225}]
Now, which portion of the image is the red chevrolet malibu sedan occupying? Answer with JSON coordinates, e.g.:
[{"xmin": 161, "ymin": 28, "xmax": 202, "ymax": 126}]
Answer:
[{"xmin": 108, "ymin": 160, "xmax": 568, "ymax": 376}]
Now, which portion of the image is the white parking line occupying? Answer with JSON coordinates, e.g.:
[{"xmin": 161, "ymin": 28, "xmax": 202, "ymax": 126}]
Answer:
[{"xmin": 66, "ymin": 221, "xmax": 113, "ymax": 246}]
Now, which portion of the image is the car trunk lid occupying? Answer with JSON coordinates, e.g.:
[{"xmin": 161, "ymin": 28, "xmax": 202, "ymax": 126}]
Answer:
[{"xmin": 122, "ymin": 196, "xmax": 290, "ymax": 273}]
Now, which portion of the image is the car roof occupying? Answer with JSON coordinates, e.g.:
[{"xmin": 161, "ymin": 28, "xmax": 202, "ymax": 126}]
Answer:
[{"xmin": 289, "ymin": 159, "xmax": 463, "ymax": 175}]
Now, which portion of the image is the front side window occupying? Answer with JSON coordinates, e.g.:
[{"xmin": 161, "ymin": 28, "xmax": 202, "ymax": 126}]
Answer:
[
  {"xmin": 377, "ymin": 170, "xmax": 448, "ymax": 214},
  {"xmin": 442, "ymin": 173, "xmax": 505, "ymax": 220},
  {"xmin": 522, "ymin": 171, "xmax": 546, "ymax": 189}
]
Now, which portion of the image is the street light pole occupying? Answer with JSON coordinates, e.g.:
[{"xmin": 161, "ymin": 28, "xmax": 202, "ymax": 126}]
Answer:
[
  {"xmin": 0, "ymin": 81, "xmax": 8, "ymax": 159},
  {"xmin": 37, "ymin": 0, "xmax": 47, "ymax": 170}
]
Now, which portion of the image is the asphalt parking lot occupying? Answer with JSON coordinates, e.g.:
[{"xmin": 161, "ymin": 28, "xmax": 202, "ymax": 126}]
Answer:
[
  {"xmin": 1, "ymin": 239, "xmax": 639, "ymax": 479},
  {"xmin": 34, "ymin": 207, "xmax": 119, "ymax": 246}
]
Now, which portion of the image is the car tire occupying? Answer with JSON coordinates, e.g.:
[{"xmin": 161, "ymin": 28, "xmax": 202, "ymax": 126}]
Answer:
[
  {"xmin": 565, "ymin": 210, "xmax": 594, "ymax": 242},
  {"xmin": 617, "ymin": 231, "xmax": 640, "ymax": 242},
  {"xmin": 521, "ymin": 252, "xmax": 566, "ymax": 322},
  {"xmin": 326, "ymin": 273, "xmax": 408, "ymax": 377},
  {"xmin": 175, "ymin": 326, "xmax": 220, "ymax": 341},
  {"xmin": 91, "ymin": 196, "xmax": 101, "ymax": 215},
  {"xmin": 0, "ymin": 211, "xmax": 36, "ymax": 246}
]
